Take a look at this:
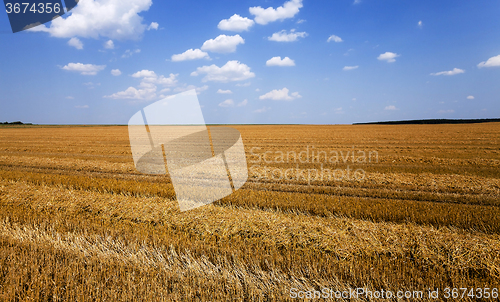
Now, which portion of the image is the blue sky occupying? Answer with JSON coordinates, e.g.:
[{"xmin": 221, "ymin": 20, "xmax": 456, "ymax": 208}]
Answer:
[{"xmin": 0, "ymin": 0, "xmax": 499, "ymax": 125}]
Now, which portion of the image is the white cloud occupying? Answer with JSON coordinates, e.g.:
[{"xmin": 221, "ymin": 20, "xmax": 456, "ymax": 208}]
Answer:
[
  {"xmin": 27, "ymin": 0, "xmax": 153, "ymax": 40},
  {"xmin": 173, "ymin": 85, "xmax": 209, "ymax": 95},
  {"xmin": 132, "ymin": 70, "xmax": 178, "ymax": 86},
  {"xmin": 104, "ymin": 40, "xmax": 114, "ymax": 49},
  {"xmin": 353, "ymin": 0, "xmax": 361, "ymax": 4},
  {"xmin": 238, "ymin": 99, "xmax": 248, "ymax": 107},
  {"xmin": 430, "ymin": 68, "xmax": 465, "ymax": 76},
  {"xmin": 377, "ymin": 52, "xmax": 400, "ymax": 63},
  {"xmin": 467, "ymin": 95, "xmax": 475, "ymax": 100},
  {"xmin": 384, "ymin": 105, "xmax": 397, "ymax": 111},
  {"xmin": 344, "ymin": 48, "xmax": 354, "ymax": 56},
  {"xmin": 477, "ymin": 54, "xmax": 500, "ymax": 68},
  {"xmin": 296, "ymin": 19, "xmax": 306, "ymax": 24},
  {"xmin": 111, "ymin": 69, "xmax": 122, "ymax": 76},
  {"xmin": 61, "ymin": 63, "xmax": 106, "ymax": 75},
  {"xmin": 105, "ymin": 85, "xmax": 156, "ymax": 100},
  {"xmin": 201, "ymin": 35, "xmax": 244, "ymax": 53},
  {"xmin": 343, "ymin": 65, "xmax": 359, "ymax": 71},
  {"xmin": 66, "ymin": 96, "xmax": 74, "ymax": 99},
  {"xmin": 147, "ymin": 22, "xmax": 159, "ymax": 30},
  {"xmin": 122, "ymin": 49, "xmax": 141, "ymax": 58},
  {"xmin": 75, "ymin": 105, "xmax": 89, "ymax": 109},
  {"xmin": 191, "ymin": 60, "xmax": 255, "ymax": 82},
  {"xmin": 236, "ymin": 82, "xmax": 251, "ymax": 87},
  {"xmin": 219, "ymin": 99, "xmax": 234, "ymax": 107},
  {"xmin": 217, "ymin": 89, "xmax": 233, "ymax": 94},
  {"xmin": 171, "ymin": 49, "xmax": 210, "ymax": 62},
  {"xmin": 197, "ymin": 85, "xmax": 210, "ymax": 93},
  {"xmin": 254, "ymin": 106, "xmax": 271, "ymax": 113},
  {"xmin": 249, "ymin": 0, "xmax": 303, "ymax": 25},
  {"xmin": 131, "ymin": 70, "xmax": 155, "ymax": 78},
  {"xmin": 418, "ymin": 20, "xmax": 423, "ymax": 28},
  {"xmin": 83, "ymin": 82, "xmax": 100, "ymax": 89},
  {"xmin": 68, "ymin": 37, "xmax": 83, "ymax": 49},
  {"xmin": 266, "ymin": 56, "xmax": 295, "ymax": 67},
  {"xmin": 218, "ymin": 14, "xmax": 254, "ymax": 32},
  {"xmin": 106, "ymin": 70, "xmax": 178, "ymax": 100},
  {"xmin": 259, "ymin": 88, "xmax": 301, "ymax": 101},
  {"xmin": 327, "ymin": 35, "xmax": 343, "ymax": 43},
  {"xmin": 268, "ymin": 29, "xmax": 307, "ymax": 42}
]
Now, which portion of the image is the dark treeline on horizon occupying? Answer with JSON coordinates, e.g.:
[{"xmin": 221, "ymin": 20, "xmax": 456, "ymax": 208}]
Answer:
[
  {"xmin": 354, "ymin": 118, "xmax": 500, "ymax": 125},
  {"xmin": 1, "ymin": 121, "xmax": 32, "ymax": 125}
]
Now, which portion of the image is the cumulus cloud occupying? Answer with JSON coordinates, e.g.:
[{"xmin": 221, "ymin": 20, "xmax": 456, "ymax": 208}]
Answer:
[
  {"xmin": 105, "ymin": 85, "xmax": 156, "ymax": 100},
  {"xmin": 68, "ymin": 37, "xmax": 83, "ymax": 49},
  {"xmin": 467, "ymin": 95, "xmax": 475, "ymax": 100},
  {"xmin": 418, "ymin": 20, "xmax": 423, "ymax": 28},
  {"xmin": 61, "ymin": 63, "xmax": 106, "ymax": 75},
  {"xmin": 131, "ymin": 70, "xmax": 178, "ymax": 86},
  {"xmin": 173, "ymin": 85, "xmax": 209, "ymax": 95},
  {"xmin": 238, "ymin": 99, "xmax": 248, "ymax": 107},
  {"xmin": 122, "ymin": 49, "xmax": 141, "ymax": 58},
  {"xmin": 104, "ymin": 40, "xmax": 114, "ymax": 49},
  {"xmin": 217, "ymin": 89, "xmax": 233, "ymax": 94},
  {"xmin": 266, "ymin": 56, "xmax": 295, "ymax": 66},
  {"xmin": 268, "ymin": 29, "xmax": 307, "ymax": 42},
  {"xmin": 384, "ymin": 105, "xmax": 397, "ymax": 111},
  {"xmin": 259, "ymin": 88, "xmax": 301, "ymax": 101},
  {"xmin": 219, "ymin": 99, "xmax": 234, "ymax": 107},
  {"xmin": 171, "ymin": 49, "xmax": 210, "ymax": 62},
  {"xmin": 147, "ymin": 22, "xmax": 159, "ymax": 30},
  {"xmin": 131, "ymin": 70, "xmax": 156, "ymax": 78},
  {"xmin": 191, "ymin": 60, "xmax": 255, "ymax": 82},
  {"xmin": 218, "ymin": 14, "xmax": 254, "ymax": 32},
  {"xmin": 254, "ymin": 106, "xmax": 271, "ymax": 113},
  {"xmin": 377, "ymin": 52, "xmax": 400, "ymax": 63},
  {"xmin": 27, "ymin": 0, "xmax": 153, "ymax": 40},
  {"xmin": 430, "ymin": 68, "xmax": 465, "ymax": 76},
  {"xmin": 111, "ymin": 69, "xmax": 121, "ymax": 76},
  {"xmin": 249, "ymin": 0, "xmax": 303, "ymax": 25},
  {"xmin": 327, "ymin": 35, "xmax": 343, "ymax": 43},
  {"xmin": 343, "ymin": 65, "xmax": 358, "ymax": 71},
  {"xmin": 201, "ymin": 35, "xmax": 245, "ymax": 53},
  {"xmin": 83, "ymin": 82, "xmax": 100, "ymax": 89},
  {"xmin": 477, "ymin": 54, "xmax": 500, "ymax": 68},
  {"xmin": 105, "ymin": 70, "xmax": 178, "ymax": 100}
]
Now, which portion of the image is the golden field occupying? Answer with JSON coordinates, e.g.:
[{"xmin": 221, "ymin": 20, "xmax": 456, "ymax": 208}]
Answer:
[{"xmin": 0, "ymin": 123, "xmax": 499, "ymax": 301}]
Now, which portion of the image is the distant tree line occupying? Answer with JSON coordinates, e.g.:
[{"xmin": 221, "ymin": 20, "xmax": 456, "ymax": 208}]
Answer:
[
  {"xmin": 354, "ymin": 118, "xmax": 500, "ymax": 125},
  {"xmin": 1, "ymin": 121, "xmax": 32, "ymax": 125}
]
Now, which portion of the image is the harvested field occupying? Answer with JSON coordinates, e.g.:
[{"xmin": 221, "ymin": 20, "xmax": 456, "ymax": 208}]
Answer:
[{"xmin": 0, "ymin": 124, "xmax": 499, "ymax": 301}]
